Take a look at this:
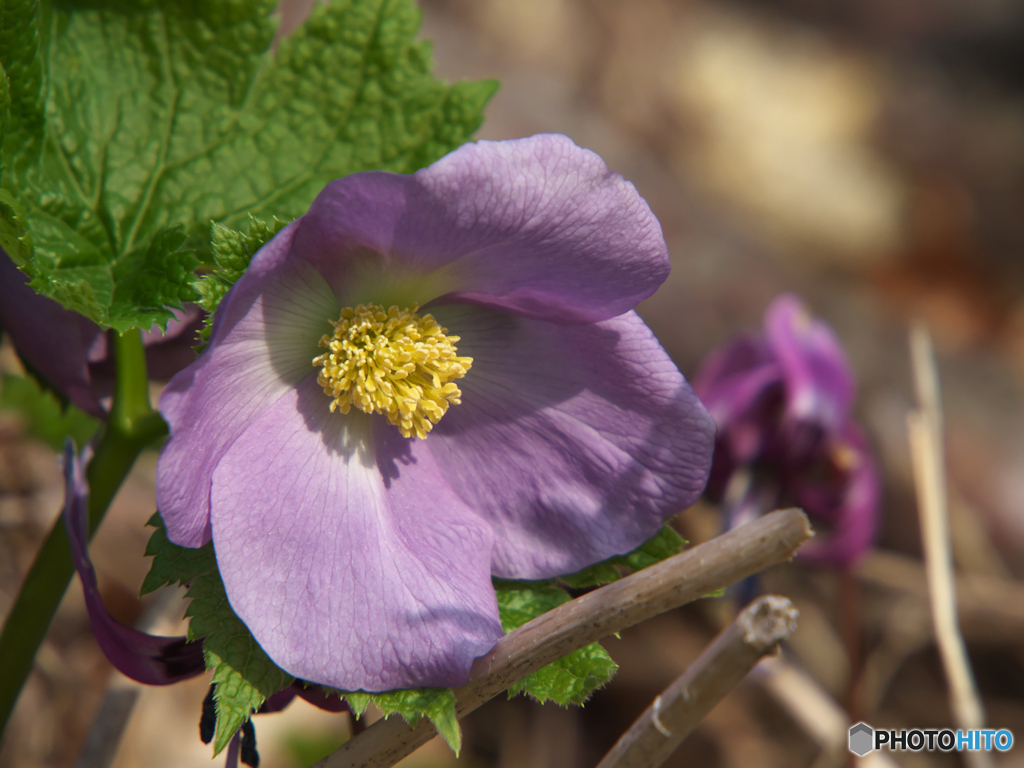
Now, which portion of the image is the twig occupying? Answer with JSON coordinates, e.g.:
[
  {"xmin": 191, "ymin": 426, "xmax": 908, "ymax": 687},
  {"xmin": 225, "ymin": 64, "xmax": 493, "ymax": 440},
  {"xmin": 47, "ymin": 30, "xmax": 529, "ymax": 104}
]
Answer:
[
  {"xmin": 316, "ymin": 508, "xmax": 813, "ymax": 768},
  {"xmin": 72, "ymin": 688, "xmax": 140, "ymax": 768},
  {"xmin": 596, "ymin": 594, "xmax": 798, "ymax": 768},
  {"xmin": 908, "ymin": 323, "xmax": 991, "ymax": 768},
  {"xmin": 71, "ymin": 587, "xmax": 185, "ymax": 768},
  {"xmin": 754, "ymin": 654, "xmax": 901, "ymax": 768}
]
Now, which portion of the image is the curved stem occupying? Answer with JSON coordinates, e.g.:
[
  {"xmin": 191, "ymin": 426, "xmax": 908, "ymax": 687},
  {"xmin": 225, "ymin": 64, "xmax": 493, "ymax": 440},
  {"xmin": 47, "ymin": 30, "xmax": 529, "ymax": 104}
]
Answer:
[{"xmin": 0, "ymin": 330, "xmax": 167, "ymax": 740}]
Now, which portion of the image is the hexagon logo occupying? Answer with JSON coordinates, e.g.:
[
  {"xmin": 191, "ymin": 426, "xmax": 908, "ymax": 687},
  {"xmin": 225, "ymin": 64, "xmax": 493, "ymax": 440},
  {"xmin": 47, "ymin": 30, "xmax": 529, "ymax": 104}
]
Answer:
[{"xmin": 849, "ymin": 722, "xmax": 874, "ymax": 756}]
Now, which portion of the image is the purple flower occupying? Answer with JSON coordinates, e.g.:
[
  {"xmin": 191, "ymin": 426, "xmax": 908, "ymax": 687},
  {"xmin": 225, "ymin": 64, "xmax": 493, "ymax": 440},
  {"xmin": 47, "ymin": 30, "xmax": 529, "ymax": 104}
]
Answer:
[
  {"xmin": 694, "ymin": 294, "xmax": 879, "ymax": 566},
  {"xmin": 155, "ymin": 134, "xmax": 716, "ymax": 692},
  {"xmin": 0, "ymin": 252, "xmax": 203, "ymax": 418},
  {"xmin": 61, "ymin": 441, "xmax": 206, "ymax": 685},
  {"xmin": 63, "ymin": 436, "xmax": 346, "ymax": 765}
]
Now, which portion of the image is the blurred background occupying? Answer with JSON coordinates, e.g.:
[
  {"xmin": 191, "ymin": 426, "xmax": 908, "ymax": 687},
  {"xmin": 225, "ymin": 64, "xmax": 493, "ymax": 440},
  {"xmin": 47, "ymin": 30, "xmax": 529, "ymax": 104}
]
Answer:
[{"xmin": 2, "ymin": 0, "xmax": 1024, "ymax": 765}]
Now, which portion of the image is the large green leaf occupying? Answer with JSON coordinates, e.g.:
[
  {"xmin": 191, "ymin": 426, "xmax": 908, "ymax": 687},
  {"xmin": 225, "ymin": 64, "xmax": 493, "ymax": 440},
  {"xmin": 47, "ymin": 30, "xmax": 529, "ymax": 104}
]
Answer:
[{"xmin": 1, "ymin": 0, "xmax": 497, "ymax": 332}]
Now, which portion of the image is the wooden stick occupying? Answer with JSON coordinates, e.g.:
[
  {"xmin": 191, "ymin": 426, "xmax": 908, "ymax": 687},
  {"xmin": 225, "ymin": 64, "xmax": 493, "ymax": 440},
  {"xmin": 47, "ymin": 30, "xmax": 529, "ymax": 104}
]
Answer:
[
  {"xmin": 316, "ymin": 508, "xmax": 813, "ymax": 768},
  {"xmin": 754, "ymin": 655, "xmax": 902, "ymax": 768},
  {"xmin": 596, "ymin": 595, "xmax": 798, "ymax": 768},
  {"xmin": 908, "ymin": 324, "xmax": 991, "ymax": 768}
]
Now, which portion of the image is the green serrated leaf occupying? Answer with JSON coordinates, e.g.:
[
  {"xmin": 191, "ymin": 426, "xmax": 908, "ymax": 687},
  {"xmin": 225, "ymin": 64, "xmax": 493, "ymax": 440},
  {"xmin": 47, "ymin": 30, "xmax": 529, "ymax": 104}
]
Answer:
[
  {"xmin": 494, "ymin": 580, "xmax": 618, "ymax": 706},
  {"xmin": 207, "ymin": 650, "xmax": 268, "ymax": 754},
  {"xmin": 0, "ymin": 188, "xmax": 32, "ymax": 265},
  {"xmin": 0, "ymin": 64, "xmax": 10, "ymax": 179},
  {"xmin": 142, "ymin": 513, "xmax": 293, "ymax": 755},
  {"xmin": 508, "ymin": 639, "xmax": 618, "ymax": 706},
  {"xmin": 489, "ymin": 527, "xmax": 687, "ymax": 705},
  {"xmin": 108, "ymin": 225, "xmax": 199, "ymax": 333},
  {"xmin": 0, "ymin": 373, "xmax": 100, "ymax": 450},
  {"xmin": 193, "ymin": 214, "xmax": 289, "ymax": 347},
  {"xmin": 495, "ymin": 579, "xmax": 570, "ymax": 633},
  {"xmin": 332, "ymin": 685, "xmax": 462, "ymax": 752},
  {"xmin": 343, "ymin": 688, "xmax": 461, "ymax": 755},
  {"xmin": 208, "ymin": 216, "xmax": 289, "ymax": 290},
  {"xmin": 560, "ymin": 524, "xmax": 686, "ymax": 589},
  {"xmin": 0, "ymin": 0, "xmax": 44, "ymax": 155},
  {"xmin": 3, "ymin": 0, "xmax": 497, "ymax": 331}
]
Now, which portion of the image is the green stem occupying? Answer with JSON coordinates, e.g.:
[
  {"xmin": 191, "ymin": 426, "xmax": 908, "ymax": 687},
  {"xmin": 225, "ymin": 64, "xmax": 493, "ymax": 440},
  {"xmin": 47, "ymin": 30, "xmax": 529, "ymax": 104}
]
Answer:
[{"xmin": 0, "ymin": 330, "xmax": 167, "ymax": 740}]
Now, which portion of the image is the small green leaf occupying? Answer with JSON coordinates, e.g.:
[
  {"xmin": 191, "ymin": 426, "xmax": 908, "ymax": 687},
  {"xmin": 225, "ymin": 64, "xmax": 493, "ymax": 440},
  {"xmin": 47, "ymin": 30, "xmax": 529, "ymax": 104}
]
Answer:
[
  {"xmin": 508, "ymin": 639, "xmax": 618, "ymax": 706},
  {"xmin": 560, "ymin": 524, "xmax": 686, "ymax": 589},
  {"xmin": 495, "ymin": 579, "xmax": 570, "ymax": 633},
  {"xmin": 194, "ymin": 215, "xmax": 289, "ymax": 347},
  {"xmin": 142, "ymin": 514, "xmax": 293, "ymax": 755},
  {"xmin": 207, "ymin": 216, "xmax": 290, "ymax": 296},
  {"xmin": 342, "ymin": 688, "xmax": 461, "ymax": 754},
  {"xmin": 494, "ymin": 580, "xmax": 618, "ymax": 706},
  {"xmin": 0, "ymin": 373, "xmax": 100, "ymax": 450},
  {"xmin": 139, "ymin": 512, "xmax": 216, "ymax": 596},
  {"xmin": 490, "ymin": 526, "xmax": 687, "ymax": 706}
]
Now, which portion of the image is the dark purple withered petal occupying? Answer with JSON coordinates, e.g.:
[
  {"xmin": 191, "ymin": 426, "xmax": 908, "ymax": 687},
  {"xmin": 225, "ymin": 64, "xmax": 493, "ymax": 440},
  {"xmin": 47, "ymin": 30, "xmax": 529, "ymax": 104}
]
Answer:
[
  {"xmin": 256, "ymin": 681, "xmax": 350, "ymax": 714},
  {"xmin": 240, "ymin": 720, "xmax": 259, "ymax": 767},
  {"xmin": 61, "ymin": 441, "xmax": 205, "ymax": 684},
  {"xmin": 0, "ymin": 251, "xmax": 203, "ymax": 418},
  {"xmin": 292, "ymin": 684, "xmax": 350, "ymax": 713},
  {"xmin": 0, "ymin": 253, "xmax": 106, "ymax": 418},
  {"xmin": 256, "ymin": 687, "xmax": 298, "ymax": 715}
]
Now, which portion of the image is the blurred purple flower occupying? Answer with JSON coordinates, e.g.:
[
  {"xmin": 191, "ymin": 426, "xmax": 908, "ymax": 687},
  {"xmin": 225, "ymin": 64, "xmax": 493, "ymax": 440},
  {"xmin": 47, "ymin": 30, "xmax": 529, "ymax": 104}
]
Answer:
[
  {"xmin": 156, "ymin": 134, "xmax": 716, "ymax": 692},
  {"xmin": 694, "ymin": 294, "xmax": 879, "ymax": 566},
  {"xmin": 0, "ymin": 252, "xmax": 203, "ymax": 418},
  {"xmin": 61, "ymin": 440, "xmax": 206, "ymax": 684}
]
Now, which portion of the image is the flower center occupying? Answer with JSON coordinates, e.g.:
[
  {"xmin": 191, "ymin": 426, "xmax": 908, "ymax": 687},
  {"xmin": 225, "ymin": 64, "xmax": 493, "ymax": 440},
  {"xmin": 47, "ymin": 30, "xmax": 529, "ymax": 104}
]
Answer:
[{"xmin": 312, "ymin": 303, "xmax": 472, "ymax": 439}]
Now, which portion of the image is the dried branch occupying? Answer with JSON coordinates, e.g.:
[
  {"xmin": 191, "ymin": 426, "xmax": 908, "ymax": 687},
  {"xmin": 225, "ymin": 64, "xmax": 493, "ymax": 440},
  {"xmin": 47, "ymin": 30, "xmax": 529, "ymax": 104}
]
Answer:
[
  {"xmin": 72, "ymin": 688, "xmax": 139, "ymax": 768},
  {"xmin": 316, "ymin": 508, "xmax": 813, "ymax": 768},
  {"xmin": 596, "ymin": 595, "xmax": 798, "ymax": 768},
  {"xmin": 908, "ymin": 323, "xmax": 992, "ymax": 768},
  {"xmin": 755, "ymin": 654, "xmax": 902, "ymax": 768}
]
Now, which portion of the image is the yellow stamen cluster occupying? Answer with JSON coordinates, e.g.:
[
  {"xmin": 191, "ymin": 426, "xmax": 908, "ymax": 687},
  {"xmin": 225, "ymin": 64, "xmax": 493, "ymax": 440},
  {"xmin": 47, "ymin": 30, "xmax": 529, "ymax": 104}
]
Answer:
[{"xmin": 312, "ymin": 303, "xmax": 472, "ymax": 439}]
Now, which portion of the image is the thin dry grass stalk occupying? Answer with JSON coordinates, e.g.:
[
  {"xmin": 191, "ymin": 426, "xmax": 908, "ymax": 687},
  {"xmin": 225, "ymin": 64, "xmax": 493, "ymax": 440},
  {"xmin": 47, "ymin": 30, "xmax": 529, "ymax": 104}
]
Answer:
[
  {"xmin": 907, "ymin": 323, "xmax": 992, "ymax": 768},
  {"xmin": 316, "ymin": 507, "xmax": 813, "ymax": 768}
]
